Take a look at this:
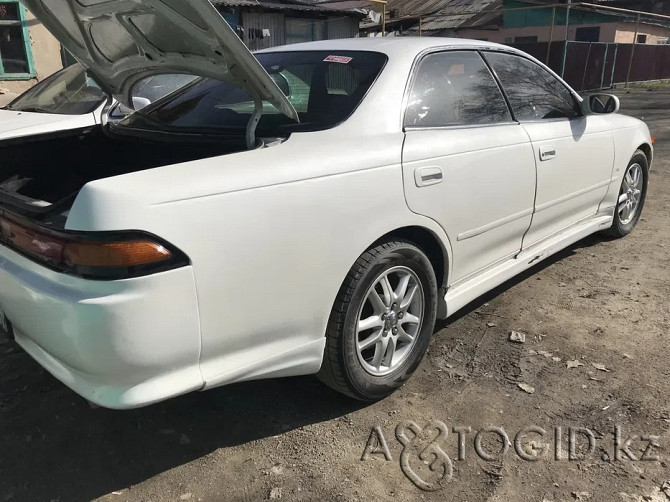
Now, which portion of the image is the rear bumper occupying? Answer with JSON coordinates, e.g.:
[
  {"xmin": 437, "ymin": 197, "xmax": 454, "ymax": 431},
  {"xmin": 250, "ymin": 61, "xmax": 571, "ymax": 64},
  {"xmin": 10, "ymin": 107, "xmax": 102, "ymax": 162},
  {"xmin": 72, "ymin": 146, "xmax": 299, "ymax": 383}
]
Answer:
[{"xmin": 0, "ymin": 244, "xmax": 204, "ymax": 409}]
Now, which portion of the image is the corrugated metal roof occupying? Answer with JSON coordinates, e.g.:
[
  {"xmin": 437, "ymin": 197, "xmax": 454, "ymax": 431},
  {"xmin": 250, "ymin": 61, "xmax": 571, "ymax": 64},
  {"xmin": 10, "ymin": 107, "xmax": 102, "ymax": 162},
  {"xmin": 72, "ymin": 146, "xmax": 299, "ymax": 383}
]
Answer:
[
  {"xmin": 418, "ymin": 0, "xmax": 501, "ymax": 31},
  {"xmin": 311, "ymin": 0, "xmax": 502, "ymax": 30},
  {"xmin": 312, "ymin": 0, "xmax": 669, "ymax": 31},
  {"xmin": 455, "ymin": 3, "xmax": 502, "ymax": 29},
  {"xmin": 212, "ymin": 0, "xmax": 364, "ymax": 14},
  {"xmin": 309, "ymin": 0, "xmax": 371, "ymax": 9}
]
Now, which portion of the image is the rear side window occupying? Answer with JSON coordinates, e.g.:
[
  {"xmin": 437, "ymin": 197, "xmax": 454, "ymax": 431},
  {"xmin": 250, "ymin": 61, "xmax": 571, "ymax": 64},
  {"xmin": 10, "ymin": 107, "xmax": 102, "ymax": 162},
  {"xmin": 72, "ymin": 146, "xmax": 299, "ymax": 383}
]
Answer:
[
  {"xmin": 484, "ymin": 52, "xmax": 582, "ymax": 121},
  {"xmin": 405, "ymin": 51, "xmax": 512, "ymax": 128}
]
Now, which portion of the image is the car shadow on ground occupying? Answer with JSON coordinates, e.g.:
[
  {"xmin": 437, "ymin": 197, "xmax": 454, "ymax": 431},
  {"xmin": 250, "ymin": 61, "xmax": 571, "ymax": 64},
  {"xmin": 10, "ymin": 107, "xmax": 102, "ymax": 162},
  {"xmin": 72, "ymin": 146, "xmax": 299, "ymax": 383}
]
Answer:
[
  {"xmin": 0, "ymin": 353, "xmax": 364, "ymax": 501},
  {"xmin": 0, "ymin": 234, "xmax": 611, "ymax": 502}
]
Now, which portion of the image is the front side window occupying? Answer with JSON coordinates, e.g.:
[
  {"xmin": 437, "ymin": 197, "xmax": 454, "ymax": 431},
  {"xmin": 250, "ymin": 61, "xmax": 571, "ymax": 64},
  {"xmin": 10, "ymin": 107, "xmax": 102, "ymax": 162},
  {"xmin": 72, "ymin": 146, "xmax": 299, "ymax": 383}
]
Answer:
[
  {"xmin": 405, "ymin": 51, "xmax": 512, "ymax": 128},
  {"xmin": 6, "ymin": 62, "xmax": 106, "ymax": 114},
  {"xmin": 0, "ymin": 1, "xmax": 33, "ymax": 76},
  {"xmin": 484, "ymin": 52, "xmax": 582, "ymax": 121},
  {"xmin": 122, "ymin": 51, "xmax": 388, "ymax": 134}
]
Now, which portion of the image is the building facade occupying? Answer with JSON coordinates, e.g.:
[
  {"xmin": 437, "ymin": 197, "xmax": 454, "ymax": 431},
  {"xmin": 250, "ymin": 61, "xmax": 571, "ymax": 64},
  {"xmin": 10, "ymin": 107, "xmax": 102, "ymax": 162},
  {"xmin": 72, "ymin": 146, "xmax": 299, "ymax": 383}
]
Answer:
[
  {"xmin": 214, "ymin": 1, "xmax": 362, "ymax": 51},
  {"xmin": 0, "ymin": 1, "xmax": 62, "ymax": 105},
  {"xmin": 456, "ymin": 0, "xmax": 670, "ymax": 44}
]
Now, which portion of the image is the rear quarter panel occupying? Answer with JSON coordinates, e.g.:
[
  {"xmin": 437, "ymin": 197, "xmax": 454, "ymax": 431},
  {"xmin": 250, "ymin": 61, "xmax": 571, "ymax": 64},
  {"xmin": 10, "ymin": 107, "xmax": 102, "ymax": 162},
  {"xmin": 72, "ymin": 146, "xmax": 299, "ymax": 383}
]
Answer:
[{"xmin": 66, "ymin": 130, "xmax": 452, "ymax": 387}]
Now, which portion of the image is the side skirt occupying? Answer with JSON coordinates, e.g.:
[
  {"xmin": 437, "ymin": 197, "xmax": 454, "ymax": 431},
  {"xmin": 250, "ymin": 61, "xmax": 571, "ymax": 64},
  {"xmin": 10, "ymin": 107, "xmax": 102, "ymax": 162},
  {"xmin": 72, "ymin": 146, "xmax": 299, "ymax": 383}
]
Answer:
[
  {"xmin": 442, "ymin": 213, "xmax": 614, "ymax": 319},
  {"xmin": 201, "ymin": 338, "xmax": 327, "ymax": 390}
]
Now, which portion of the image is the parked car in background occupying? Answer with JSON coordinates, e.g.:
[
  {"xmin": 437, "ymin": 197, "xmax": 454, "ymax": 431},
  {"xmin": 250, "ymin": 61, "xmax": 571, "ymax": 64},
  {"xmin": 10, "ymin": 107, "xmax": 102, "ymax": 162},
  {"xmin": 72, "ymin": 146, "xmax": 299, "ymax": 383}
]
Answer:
[
  {"xmin": 0, "ymin": 62, "xmax": 195, "ymax": 141},
  {"xmin": 0, "ymin": 0, "xmax": 653, "ymax": 409}
]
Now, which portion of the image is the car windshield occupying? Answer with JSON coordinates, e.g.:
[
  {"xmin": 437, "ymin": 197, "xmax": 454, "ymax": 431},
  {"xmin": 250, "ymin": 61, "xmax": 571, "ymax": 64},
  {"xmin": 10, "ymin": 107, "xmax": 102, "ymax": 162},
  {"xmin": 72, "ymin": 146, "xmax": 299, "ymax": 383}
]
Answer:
[
  {"xmin": 121, "ymin": 51, "xmax": 388, "ymax": 134},
  {"xmin": 7, "ymin": 63, "xmax": 107, "ymax": 115}
]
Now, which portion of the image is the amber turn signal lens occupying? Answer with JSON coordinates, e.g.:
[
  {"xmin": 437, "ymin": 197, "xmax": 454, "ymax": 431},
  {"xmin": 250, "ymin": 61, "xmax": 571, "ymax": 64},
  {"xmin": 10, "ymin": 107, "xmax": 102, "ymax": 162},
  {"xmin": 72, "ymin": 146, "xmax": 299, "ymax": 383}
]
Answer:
[
  {"xmin": 0, "ymin": 214, "xmax": 187, "ymax": 279},
  {"xmin": 63, "ymin": 241, "xmax": 172, "ymax": 268},
  {"xmin": 650, "ymin": 134, "xmax": 655, "ymax": 145}
]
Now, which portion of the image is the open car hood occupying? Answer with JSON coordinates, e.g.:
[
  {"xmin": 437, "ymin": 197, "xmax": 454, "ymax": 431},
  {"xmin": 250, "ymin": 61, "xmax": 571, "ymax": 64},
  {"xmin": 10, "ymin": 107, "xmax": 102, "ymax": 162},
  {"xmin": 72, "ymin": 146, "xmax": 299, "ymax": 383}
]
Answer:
[{"xmin": 21, "ymin": 0, "xmax": 298, "ymax": 121}]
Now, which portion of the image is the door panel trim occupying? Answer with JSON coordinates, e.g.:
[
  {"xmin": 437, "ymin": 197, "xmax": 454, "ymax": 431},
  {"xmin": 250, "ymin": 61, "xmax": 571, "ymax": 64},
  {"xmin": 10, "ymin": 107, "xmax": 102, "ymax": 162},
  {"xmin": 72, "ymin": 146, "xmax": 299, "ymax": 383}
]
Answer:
[
  {"xmin": 443, "ymin": 214, "xmax": 612, "ymax": 319},
  {"xmin": 457, "ymin": 207, "xmax": 534, "ymax": 241},
  {"xmin": 534, "ymin": 179, "xmax": 611, "ymax": 213}
]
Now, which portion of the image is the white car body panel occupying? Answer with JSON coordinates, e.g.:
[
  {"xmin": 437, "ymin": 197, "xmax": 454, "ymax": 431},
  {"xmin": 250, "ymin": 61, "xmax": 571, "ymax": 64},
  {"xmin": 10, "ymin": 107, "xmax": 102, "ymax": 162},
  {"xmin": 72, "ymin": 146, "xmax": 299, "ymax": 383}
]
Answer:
[
  {"xmin": 605, "ymin": 117, "xmax": 654, "ymax": 211},
  {"xmin": 65, "ymin": 131, "xmax": 452, "ymax": 392},
  {"xmin": 521, "ymin": 115, "xmax": 615, "ymax": 247},
  {"xmin": 403, "ymin": 124, "xmax": 536, "ymax": 283},
  {"xmin": 0, "ymin": 247, "xmax": 203, "ymax": 408},
  {"xmin": 0, "ymin": 107, "xmax": 99, "ymax": 141},
  {"xmin": 0, "ymin": 38, "xmax": 654, "ymax": 408}
]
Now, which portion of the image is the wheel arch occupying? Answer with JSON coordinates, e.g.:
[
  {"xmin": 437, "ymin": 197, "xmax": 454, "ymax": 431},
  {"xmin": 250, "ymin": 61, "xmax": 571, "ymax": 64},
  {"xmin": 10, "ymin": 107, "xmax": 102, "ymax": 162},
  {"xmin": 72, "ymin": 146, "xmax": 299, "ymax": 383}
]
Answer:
[
  {"xmin": 373, "ymin": 226, "xmax": 449, "ymax": 291},
  {"xmin": 637, "ymin": 142, "xmax": 653, "ymax": 168}
]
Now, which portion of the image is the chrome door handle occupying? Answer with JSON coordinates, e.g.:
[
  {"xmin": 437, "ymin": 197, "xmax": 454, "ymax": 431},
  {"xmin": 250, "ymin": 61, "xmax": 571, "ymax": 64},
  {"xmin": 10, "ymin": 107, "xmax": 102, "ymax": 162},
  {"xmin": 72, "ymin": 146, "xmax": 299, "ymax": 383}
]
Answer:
[
  {"xmin": 415, "ymin": 167, "xmax": 443, "ymax": 187},
  {"xmin": 539, "ymin": 146, "xmax": 557, "ymax": 161}
]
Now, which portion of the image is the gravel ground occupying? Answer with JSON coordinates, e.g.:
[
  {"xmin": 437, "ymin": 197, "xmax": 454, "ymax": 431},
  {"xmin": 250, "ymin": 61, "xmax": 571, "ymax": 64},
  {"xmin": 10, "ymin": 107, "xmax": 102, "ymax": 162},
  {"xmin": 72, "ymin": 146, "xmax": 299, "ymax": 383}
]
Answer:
[{"xmin": 0, "ymin": 88, "xmax": 668, "ymax": 502}]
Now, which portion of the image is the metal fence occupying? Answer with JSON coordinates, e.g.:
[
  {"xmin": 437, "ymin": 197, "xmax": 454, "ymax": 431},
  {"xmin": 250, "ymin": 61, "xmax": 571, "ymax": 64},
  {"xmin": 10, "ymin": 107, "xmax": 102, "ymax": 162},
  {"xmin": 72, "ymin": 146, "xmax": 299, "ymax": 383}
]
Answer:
[{"xmin": 509, "ymin": 40, "xmax": 670, "ymax": 92}]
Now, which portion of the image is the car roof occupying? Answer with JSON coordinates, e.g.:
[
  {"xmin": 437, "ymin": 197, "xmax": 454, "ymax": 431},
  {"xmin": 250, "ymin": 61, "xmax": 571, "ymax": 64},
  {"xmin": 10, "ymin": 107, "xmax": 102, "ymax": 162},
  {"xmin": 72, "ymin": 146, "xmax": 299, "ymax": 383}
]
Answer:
[
  {"xmin": 258, "ymin": 37, "xmax": 515, "ymax": 59},
  {"xmin": 257, "ymin": 36, "xmax": 583, "ymax": 137}
]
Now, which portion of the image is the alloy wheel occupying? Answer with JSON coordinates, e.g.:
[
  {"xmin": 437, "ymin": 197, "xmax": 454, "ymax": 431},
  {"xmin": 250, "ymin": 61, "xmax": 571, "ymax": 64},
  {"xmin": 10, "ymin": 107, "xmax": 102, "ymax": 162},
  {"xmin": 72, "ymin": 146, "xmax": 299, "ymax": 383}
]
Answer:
[
  {"xmin": 618, "ymin": 162, "xmax": 643, "ymax": 225},
  {"xmin": 355, "ymin": 266, "xmax": 424, "ymax": 376}
]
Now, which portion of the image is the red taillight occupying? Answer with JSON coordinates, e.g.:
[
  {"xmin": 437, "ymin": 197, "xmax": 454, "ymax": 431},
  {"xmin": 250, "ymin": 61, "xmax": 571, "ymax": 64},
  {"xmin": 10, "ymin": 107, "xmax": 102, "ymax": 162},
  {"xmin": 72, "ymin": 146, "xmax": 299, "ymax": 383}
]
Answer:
[
  {"xmin": 0, "ymin": 217, "xmax": 65, "ymax": 263},
  {"xmin": 0, "ymin": 214, "xmax": 187, "ymax": 280}
]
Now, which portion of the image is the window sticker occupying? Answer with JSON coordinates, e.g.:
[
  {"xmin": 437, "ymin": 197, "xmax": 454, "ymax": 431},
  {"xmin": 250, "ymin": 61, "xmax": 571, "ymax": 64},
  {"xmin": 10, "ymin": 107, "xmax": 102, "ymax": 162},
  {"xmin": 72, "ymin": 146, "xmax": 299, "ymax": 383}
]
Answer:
[{"xmin": 324, "ymin": 55, "xmax": 353, "ymax": 64}]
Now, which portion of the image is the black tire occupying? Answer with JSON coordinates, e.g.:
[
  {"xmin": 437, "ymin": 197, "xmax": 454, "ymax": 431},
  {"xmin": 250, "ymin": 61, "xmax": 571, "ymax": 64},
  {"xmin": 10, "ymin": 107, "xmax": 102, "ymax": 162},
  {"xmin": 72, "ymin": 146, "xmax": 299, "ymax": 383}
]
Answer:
[
  {"xmin": 604, "ymin": 150, "xmax": 649, "ymax": 238},
  {"xmin": 317, "ymin": 240, "xmax": 438, "ymax": 401}
]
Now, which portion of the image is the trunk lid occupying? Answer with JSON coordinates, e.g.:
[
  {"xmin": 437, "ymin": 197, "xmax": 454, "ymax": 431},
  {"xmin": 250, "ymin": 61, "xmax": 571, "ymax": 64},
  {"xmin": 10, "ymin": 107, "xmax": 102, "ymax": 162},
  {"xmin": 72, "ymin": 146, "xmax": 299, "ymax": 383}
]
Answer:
[{"xmin": 21, "ymin": 0, "xmax": 298, "ymax": 120}]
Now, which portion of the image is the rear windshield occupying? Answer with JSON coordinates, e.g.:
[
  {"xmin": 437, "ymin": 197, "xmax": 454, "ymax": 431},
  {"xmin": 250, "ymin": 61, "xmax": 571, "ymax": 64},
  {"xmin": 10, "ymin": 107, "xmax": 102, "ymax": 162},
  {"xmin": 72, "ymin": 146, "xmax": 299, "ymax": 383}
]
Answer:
[{"xmin": 121, "ymin": 51, "xmax": 388, "ymax": 134}]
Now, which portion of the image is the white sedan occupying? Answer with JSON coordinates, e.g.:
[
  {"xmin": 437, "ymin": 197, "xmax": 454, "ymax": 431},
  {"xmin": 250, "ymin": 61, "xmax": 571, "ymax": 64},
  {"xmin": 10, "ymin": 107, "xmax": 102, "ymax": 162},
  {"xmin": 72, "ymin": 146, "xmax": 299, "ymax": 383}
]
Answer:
[{"xmin": 0, "ymin": 0, "xmax": 653, "ymax": 408}]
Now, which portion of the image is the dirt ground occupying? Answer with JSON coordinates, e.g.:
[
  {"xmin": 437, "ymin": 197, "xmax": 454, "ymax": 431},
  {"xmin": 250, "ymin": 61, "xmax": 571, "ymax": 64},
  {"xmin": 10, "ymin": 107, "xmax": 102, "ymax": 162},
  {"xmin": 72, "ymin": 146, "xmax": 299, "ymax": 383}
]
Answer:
[{"xmin": 1, "ymin": 89, "xmax": 669, "ymax": 502}]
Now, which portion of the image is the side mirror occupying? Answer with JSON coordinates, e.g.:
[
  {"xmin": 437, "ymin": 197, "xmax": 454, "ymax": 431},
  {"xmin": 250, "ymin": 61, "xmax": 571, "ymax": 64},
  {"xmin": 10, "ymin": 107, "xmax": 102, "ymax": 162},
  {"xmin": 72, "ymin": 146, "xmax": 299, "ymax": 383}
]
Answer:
[
  {"xmin": 587, "ymin": 94, "xmax": 620, "ymax": 114},
  {"xmin": 131, "ymin": 96, "xmax": 151, "ymax": 110}
]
